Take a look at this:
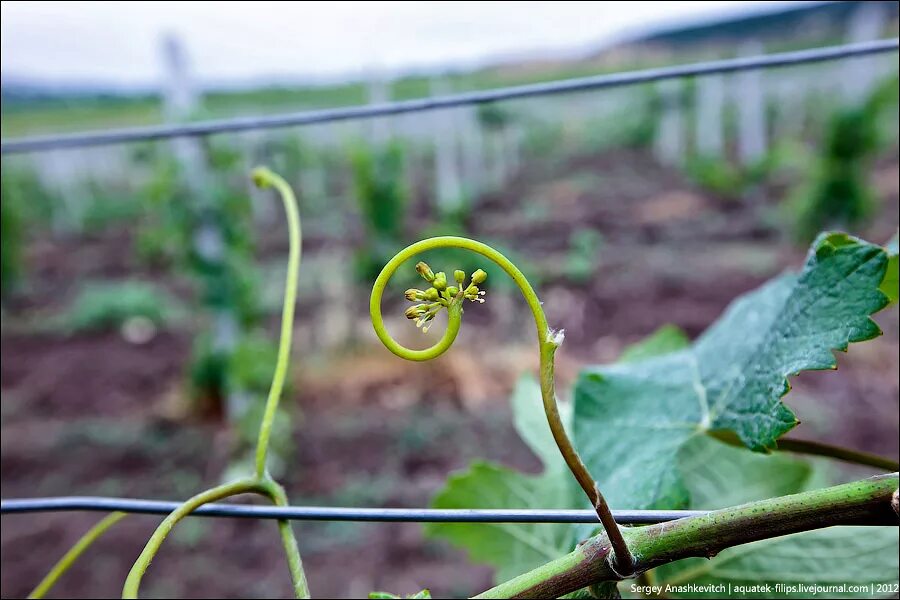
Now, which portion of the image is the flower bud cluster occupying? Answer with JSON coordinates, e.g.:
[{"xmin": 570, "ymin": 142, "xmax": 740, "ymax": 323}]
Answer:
[{"xmin": 403, "ymin": 263, "xmax": 488, "ymax": 332}]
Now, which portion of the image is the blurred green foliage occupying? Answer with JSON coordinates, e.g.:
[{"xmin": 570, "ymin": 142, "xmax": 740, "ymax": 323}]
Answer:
[
  {"xmin": 477, "ymin": 102, "xmax": 515, "ymax": 131},
  {"xmin": 564, "ymin": 228, "xmax": 604, "ymax": 284},
  {"xmin": 683, "ymin": 153, "xmax": 779, "ymax": 201},
  {"xmin": 133, "ymin": 139, "xmax": 276, "ymax": 421},
  {"xmin": 1, "ymin": 163, "xmax": 59, "ymax": 296},
  {"xmin": 1, "ymin": 177, "xmax": 25, "ymax": 296},
  {"xmin": 57, "ymin": 280, "xmax": 185, "ymax": 334},
  {"xmin": 788, "ymin": 76, "xmax": 898, "ymax": 241},
  {"xmin": 684, "ymin": 155, "xmax": 748, "ymax": 199},
  {"xmin": 78, "ymin": 179, "xmax": 144, "ymax": 233},
  {"xmin": 187, "ymin": 333, "xmax": 231, "ymax": 420},
  {"xmin": 579, "ymin": 94, "xmax": 658, "ymax": 154},
  {"xmin": 520, "ymin": 89, "xmax": 656, "ymax": 162},
  {"xmin": 133, "ymin": 156, "xmax": 191, "ymax": 264},
  {"xmin": 0, "ymin": 163, "xmax": 58, "ymax": 225},
  {"xmin": 350, "ymin": 140, "xmax": 408, "ymax": 282}
]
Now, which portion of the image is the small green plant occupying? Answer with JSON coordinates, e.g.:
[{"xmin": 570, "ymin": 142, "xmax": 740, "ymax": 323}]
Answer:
[
  {"xmin": 564, "ymin": 228, "xmax": 603, "ymax": 283},
  {"xmin": 55, "ymin": 280, "xmax": 186, "ymax": 334},
  {"xmin": 1, "ymin": 174, "xmax": 25, "ymax": 297},
  {"xmin": 788, "ymin": 108, "xmax": 877, "ymax": 241},
  {"xmin": 0, "ymin": 162, "xmax": 58, "ymax": 296},
  {"xmin": 0, "ymin": 162, "xmax": 58, "ymax": 228},
  {"xmin": 77, "ymin": 179, "xmax": 144, "ymax": 233},
  {"xmin": 350, "ymin": 140, "xmax": 408, "ymax": 282},
  {"xmin": 684, "ymin": 154, "xmax": 747, "ymax": 199},
  {"xmin": 476, "ymin": 102, "xmax": 514, "ymax": 131},
  {"xmin": 787, "ymin": 77, "xmax": 897, "ymax": 241}
]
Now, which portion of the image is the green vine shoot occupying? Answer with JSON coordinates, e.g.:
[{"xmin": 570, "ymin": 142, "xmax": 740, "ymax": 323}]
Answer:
[{"xmin": 370, "ymin": 236, "xmax": 636, "ymax": 573}]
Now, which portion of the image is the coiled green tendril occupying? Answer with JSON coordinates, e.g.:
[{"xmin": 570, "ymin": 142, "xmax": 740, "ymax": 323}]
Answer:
[{"xmin": 369, "ymin": 236, "xmax": 634, "ymax": 573}]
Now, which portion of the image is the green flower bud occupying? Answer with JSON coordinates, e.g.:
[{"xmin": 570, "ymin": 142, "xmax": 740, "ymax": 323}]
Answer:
[
  {"xmin": 432, "ymin": 271, "xmax": 447, "ymax": 291},
  {"xmin": 425, "ymin": 288, "xmax": 439, "ymax": 301},
  {"xmin": 454, "ymin": 270, "xmax": 466, "ymax": 284},
  {"xmin": 405, "ymin": 289, "xmax": 426, "ymax": 301},
  {"xmin": 405, "ymin": 304, "xmax": 427, "ymax": 319},
  {"xmin": 465, "ymin": 284, "xmax": 486, "ymax": 303},
  {"xmin": 471, "ymin": 269, "xmax": 487, "ymax": 285},
  {"xmin": 446, "ymin": 285, "xmax": 459, "ymax": 298},
  {"xmin": 416, "ymin": 261, "xmax": 435, "ymax": 282}
]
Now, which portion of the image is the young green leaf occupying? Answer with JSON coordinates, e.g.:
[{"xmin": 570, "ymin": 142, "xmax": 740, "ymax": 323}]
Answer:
[
  {"xmin": 574, "ymin": 232, "xmax": 891, "ymax": 509},
  {"xmin": 648, "ymin": 528, "xmax": 899, "ymax": 599},
  {"xmin": 511, "ymin": 375, "xmax": 574, "ymax": 471},
  {"xmin": 618, "ymin": 324, "xmax": 690, "ymax": 363},
  {"xmin": 425, "ymin": 377, "xmax": 580, "ymax": 582},
  {"xmin": 651, "ymin": 436, "xmax": 899, "ymax": 598},
  {"xmin": 426, "ymin": 461, "xmax": 578, "ymax": 583}
]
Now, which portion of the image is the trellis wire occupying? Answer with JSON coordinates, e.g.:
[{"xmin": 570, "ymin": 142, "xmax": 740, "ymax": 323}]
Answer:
[
  {"xmin": 1, "ymin": 38, "xmax": 897, "ymax": 155},
  {"xmin": 0, "ymin": 497, "xmax": 703, "ymax": 524},
  {"xmin": 1, "ymin": 496, "xmax": 893, "ymax": 525}
]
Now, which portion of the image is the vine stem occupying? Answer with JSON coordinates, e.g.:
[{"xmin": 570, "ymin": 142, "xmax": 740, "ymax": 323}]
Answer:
[
  {"xmin": 711, "ymin": 430, "xmax": 899, "ymax": 471},
  {"xmin": 123, "ymin": 479, "xmax": 264, "ymax": 598},
  {"xmin": 775, "ymin": 438, "xmax": 899, "ymax": 471},
  {"xmin": 260, "ymin": 478, "xmax": 310, "ymax": 600},
  {"xmin": 28, "ymin": 512, "xmax": 127, "ymax": 599},
  {"xmin": 253, "ymin": 167, "xmax": 302, "ymax": 479},
  {"xmin": 369, "ymin": 235, "xmax": 633, "ymax": 573},
  {"xmin": 120, "ymin": 168, "xmax": 310, "ymax": 599},
  {"xmin": 475, "ymin": 473, "xmax": 899, "ymax": 599}
]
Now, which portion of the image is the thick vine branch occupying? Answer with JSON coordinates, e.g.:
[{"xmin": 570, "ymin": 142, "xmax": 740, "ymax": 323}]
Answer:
[{"xmin": 475, "ymin": 473, "xmax": 899, "ymax": 599}]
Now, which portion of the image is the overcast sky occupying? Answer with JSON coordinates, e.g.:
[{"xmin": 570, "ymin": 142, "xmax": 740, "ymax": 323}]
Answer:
[{"xmin": 1, "ymin": 1, "xmax": 801, "ymax": 87}]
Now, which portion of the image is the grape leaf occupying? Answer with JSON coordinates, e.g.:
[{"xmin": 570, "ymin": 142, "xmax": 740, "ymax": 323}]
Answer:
[
  {"xmin": 649, "ymin": 528, "xmax": 899, "ymax": 599},
  {"xmin": 574, "ymin": 233, "xmax": 891, "ymax": 509},
  {"xmin": 425, "ymin": 462, "xmax": 577, "ymax": 583},
  {"xmin": 511, "ymin": 374, "xmax": 574, "ymax": 472},
  {"xmin": 678, "ymin": 435, "xmax": 816, "ymax": 509},
  {"xmin": 652, "ymin": 436, "xmax": 899, "ymax": 598},
  {"xmin": 619, "ymin": 324, "xmax": 690, "ymax": 363},
  {"xmin": 425, "ymin": 376, "xmax": 579, "ymax": 582}
]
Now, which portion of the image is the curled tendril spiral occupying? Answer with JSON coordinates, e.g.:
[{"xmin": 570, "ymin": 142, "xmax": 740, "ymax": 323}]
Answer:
[{"xmin": 369, "ymin": 236, "xmax": 634, "ymax": 574}]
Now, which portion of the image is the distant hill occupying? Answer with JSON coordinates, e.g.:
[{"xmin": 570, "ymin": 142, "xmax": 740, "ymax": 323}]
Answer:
[{"xmin": 627, "ymin": 0, "xmax": 898, "ymax": 50}]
